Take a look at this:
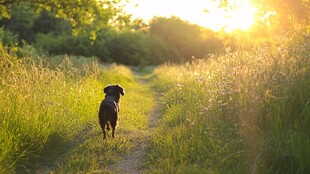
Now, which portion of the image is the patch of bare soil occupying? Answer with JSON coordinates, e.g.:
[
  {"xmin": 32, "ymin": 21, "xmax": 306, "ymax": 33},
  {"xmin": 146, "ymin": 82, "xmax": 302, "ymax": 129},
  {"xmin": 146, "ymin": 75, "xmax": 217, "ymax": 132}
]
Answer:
[
  {"xmin": 109, "ymin": 104, "xmax": 160, "ymax": 174},
  {"xmin": 110, "ymin": 73, "xmax": 160, "ymax": 174},
  {"xmin": 109, "ymin": 137, "xmax": 146, "ymax": 174}
]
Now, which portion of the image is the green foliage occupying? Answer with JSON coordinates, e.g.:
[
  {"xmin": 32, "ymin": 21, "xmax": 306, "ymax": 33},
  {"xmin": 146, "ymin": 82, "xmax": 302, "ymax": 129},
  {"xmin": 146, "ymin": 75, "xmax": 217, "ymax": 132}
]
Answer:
[
  {"xmin": 0, "ymin": 4, "xmax": 71, "ymax": 44},
  {"xmin": 33, "ymin": 10, "xmax": 72, "ymax": 35},
  {"xmin": 147, "ymin": 35, "xmax": 170, "ymax": 64},
  {"xmin": 109, "ymin": 30, "xmax": 167, "ymax": 65},
  {"xmin": 0, "ymin": 0, "xmax": 125, "ymax": 34},
  {"xmin": 34, "ymin": 33, "xmax": 93, "ymax": 57},
  {"xmin": 1, "ymin": 5, "xmax": 228, "ymax": 65},
  {"xmin": 92, "ymin": 29, "xmax": 117, "ymax": 62},
  {"xmin": 0, "ymin": 27, "xmax": 18, "ymax": 48},
  {"xmin": 1, "ymin": 2, "xmax": 228, "ymax": 65},
  {"xmin": 34, "ymin": 29, "xmax": 171, "ymax": 65},
  {"xmin": 0, "ymin": 2, "xmax": 38, "ymax": 43},
  {"xmin": 150, "ymin": 17, "xmax": 224, "ymax": 63},
  {"xmin": 147, "ymin": 35, "xmax": 310, "ymax": 173},
  {"xmin": 109, "ymin": 31, "xmax": 149, "ymax": 65},
  {"xmin": 1, "ymin": 0, "xmax": 310, "ymax": 66}
]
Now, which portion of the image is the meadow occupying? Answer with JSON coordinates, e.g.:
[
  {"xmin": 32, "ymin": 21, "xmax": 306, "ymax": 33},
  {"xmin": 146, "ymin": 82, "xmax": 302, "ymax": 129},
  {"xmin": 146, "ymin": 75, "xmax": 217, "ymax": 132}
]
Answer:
[
  {"xmin": 1, "ymin": 0, "xmax": 310, "ymax": 173},
  {"xmin": 0, "ymin": 34, "xmax": 309, "ymax": 174}
]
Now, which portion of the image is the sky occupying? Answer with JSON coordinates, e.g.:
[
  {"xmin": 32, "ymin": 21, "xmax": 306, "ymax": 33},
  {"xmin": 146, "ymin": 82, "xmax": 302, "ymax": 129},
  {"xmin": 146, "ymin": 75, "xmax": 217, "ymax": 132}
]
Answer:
[{"xmin": 123, "ymin": 0, "xmax": 257, "ymax": 32}]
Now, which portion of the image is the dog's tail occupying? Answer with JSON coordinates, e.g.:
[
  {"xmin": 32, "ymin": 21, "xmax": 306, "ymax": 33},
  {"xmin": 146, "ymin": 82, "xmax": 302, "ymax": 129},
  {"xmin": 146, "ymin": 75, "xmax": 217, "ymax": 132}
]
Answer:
[{"xmin": 106, "ymin": 124, "xmax": 110, "ymax": 131}]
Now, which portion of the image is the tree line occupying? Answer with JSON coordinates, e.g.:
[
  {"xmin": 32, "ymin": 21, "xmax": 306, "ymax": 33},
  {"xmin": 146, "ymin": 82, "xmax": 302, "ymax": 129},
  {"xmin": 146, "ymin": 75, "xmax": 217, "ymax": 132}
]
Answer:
[
  {"xmin": 0, "ymin": 1, "xmax": 227, "ymax": 65},
  {"xmin": 0, "ymin": 0, "xmax": 309, "ymax": 65}
]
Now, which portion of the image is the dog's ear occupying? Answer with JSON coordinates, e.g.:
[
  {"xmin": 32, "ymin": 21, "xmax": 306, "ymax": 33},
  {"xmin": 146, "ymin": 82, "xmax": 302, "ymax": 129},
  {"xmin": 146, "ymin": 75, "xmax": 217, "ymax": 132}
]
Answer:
[
  {"xmin": 117, "ymin": 84, "xmax": 125, "ymax": 96},
  {"xmin": 103, "ymin": 85, "xmax": 111, "ymax": 94}
]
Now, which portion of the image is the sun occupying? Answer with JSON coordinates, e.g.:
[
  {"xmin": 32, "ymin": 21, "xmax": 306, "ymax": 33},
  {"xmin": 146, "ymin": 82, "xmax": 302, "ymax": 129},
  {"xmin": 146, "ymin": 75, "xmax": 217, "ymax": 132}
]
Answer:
[
  {"xmin": 124, "ymin": 0, "xmax": 258, "ymax": 33},
  {"xmin": 204, "ymin": 0, "xmax": 257, "ymax": 32}
]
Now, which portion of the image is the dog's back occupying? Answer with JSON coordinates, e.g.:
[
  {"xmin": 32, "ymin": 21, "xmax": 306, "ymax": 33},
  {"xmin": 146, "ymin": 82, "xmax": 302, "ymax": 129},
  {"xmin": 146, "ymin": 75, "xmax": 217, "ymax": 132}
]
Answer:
[
  {"xmin": 98, "ymin": 84, "xmax": 125, "ymax": 139},
  {"xmin": 99, "ymin": 99, "xmax": 118, "ymax": 131}
]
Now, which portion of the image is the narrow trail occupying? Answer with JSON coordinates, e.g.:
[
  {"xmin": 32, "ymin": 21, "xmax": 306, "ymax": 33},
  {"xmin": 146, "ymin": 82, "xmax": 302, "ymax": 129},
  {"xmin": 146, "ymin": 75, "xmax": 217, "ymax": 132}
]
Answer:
[
  {"xmin": 110, "ymin": 71, "xmax": 160, "ymax": 174},
  {"xmin": 33, "ymin": 69, "xmax": 160, "ymax": 174}
]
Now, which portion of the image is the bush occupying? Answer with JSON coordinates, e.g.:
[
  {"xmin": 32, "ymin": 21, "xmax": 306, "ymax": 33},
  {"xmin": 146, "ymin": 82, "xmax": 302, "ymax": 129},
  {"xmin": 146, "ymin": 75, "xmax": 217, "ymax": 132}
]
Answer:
[
  {"xmin": 33, "ymin": 30, "xmax": 170, "ymax": 65},
  {"xmin": 149, "ymin": 17, "xmax": 224, "ymax": 63},
  {"xmin": 34, "ymin": 33, "xmax": 92, "ymax": 57},
  {"xmin": 92, "ymin": 29, "xmax": 116, "ymax": 62},
  {"xmin": 0, "ymin": 28, "xmax": 18, "ymax": 48},
  {"xmin": 108, "ymin": 31, "xmax": 151, "ymax": 65}
]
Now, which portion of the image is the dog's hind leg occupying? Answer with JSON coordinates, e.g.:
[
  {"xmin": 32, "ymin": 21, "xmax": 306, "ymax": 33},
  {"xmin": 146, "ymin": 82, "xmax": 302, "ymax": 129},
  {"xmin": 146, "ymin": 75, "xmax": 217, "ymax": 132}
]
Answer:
[
  {"xmin": 99, "ymin": 122, "xmax": 106, "ymax": 139},
  {"xmin": 102, "ymin": 127, "xmax": 106, "ymax": 139},
  {"xmin": 99, "ymin": 116, "xmax": 107, "ymax": 139},
  {"xmin": 100, "ymin": 121, "xmax": 107, "ymax": 139},
  {"xmin": 111, "ymin": 121, "xmax": 116, "ymax": 138},
  {"xmin": 111, "ymin": 112, "xmax": 118, "ymax": 138}
]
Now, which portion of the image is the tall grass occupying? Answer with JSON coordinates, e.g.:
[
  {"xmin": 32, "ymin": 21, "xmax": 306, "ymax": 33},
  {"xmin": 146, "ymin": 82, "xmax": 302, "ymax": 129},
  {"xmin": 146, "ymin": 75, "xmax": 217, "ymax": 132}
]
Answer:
[
  {"xmin": 147, "ymin": 35, "xmax": 310, "ymax": 173},
  {"xmin": 0, "ymin": 50, "xmax": 136, "ymax": 173}
]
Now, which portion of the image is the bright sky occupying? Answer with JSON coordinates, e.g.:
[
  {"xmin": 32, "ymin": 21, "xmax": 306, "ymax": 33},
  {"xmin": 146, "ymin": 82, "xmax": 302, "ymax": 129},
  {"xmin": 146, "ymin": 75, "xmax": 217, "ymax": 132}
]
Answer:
[{"xmin": 124, "ymin": 0, "xmax": 258, "ymax": 32}]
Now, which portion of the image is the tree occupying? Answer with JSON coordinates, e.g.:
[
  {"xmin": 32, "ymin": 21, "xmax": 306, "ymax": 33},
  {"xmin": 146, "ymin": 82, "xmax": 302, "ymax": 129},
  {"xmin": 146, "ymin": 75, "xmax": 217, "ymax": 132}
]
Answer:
[
  {"xmin": 149, "ymin": 17, "xmax": 224, "ymax": 63},
  {"xmin": 108, "ymin": 31, "xmax": 151, "ymax": 65},
  {"xmin": 0, "ymin": 0, "xmax": 127, "ymax": 35},
  {"xmin": 0, "ymin": 3, "xmax": 38, "ymax": 43},
  {"xmin": 149, "ymin": 17, "xmax": 202, "ymax": 62},
  {"xmin": 219, "ymin": 0, "xmax": 310, "ymax": 30},
  {"xmin": 255, "ymin": 0, "xmax": 309, "ymax": 25}
]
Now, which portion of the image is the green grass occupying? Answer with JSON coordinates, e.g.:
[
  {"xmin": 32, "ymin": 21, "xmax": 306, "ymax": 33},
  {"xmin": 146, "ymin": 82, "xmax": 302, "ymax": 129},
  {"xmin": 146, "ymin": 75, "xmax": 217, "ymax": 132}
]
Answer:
[
  {"xmin": 146, "ymin": 39, "xmax": 310, "ymax": 173},
  {"xmin": 1, "ymin": 35, "xmax": 309, "ymax": 173},
  {"xmin": 52, "ymin": 72, "xmax": 156, "ymax": 173},
  {"xmin": 0, "ymin": 49, "xmax": 156, "ymax": 173}
]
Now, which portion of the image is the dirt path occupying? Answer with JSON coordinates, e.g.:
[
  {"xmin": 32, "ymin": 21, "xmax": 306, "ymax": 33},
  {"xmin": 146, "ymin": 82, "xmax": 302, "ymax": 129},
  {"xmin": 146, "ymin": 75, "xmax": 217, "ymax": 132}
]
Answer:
[{"xmin": 110, "ymin": 72, "xmax": 160, "ymax": 174}]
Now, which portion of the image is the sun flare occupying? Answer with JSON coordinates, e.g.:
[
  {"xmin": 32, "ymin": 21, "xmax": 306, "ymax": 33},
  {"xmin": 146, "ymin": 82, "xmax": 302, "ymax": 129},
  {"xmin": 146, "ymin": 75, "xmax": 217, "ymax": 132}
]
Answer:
[
  {"xmin": 220, "ymin": 2, "xmax": 257, "ymax": 32},
  {"xmin": 124, "ymin": 0, "xmax": 258, "ymax": 33}
]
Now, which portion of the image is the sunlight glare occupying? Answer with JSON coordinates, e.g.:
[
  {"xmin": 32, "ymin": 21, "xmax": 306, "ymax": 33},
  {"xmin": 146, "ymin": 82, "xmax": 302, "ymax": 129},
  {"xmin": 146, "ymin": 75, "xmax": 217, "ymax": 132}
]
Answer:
[
  {"xmin": 223, "ymin": 2, "xmax": 257, "ymax": 32},
  {"xmin": 124, "ymin": 0, "xmax": 258, "ymax": 33}
]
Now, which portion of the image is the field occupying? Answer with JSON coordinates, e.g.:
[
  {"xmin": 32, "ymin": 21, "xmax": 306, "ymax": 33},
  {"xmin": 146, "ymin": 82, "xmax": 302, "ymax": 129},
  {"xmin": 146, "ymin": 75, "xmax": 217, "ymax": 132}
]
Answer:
[{"xmin": 1, "ymin": 37, "xmax": 310, "ymax": 173}]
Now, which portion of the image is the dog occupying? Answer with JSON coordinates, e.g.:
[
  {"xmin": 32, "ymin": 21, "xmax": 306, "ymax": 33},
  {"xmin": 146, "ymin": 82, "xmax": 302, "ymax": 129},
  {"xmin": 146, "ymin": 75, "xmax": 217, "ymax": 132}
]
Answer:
[{"xmin": 99, "ymin": 84, "xmax": 125, "ymax": 139}]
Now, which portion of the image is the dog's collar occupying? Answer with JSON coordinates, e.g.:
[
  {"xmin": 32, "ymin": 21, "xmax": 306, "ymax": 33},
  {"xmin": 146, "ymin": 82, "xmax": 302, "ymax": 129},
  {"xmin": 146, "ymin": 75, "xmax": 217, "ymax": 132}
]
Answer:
[{"xmin": 104, "ymin": 95, "xmax": 120, "ymax": 103}]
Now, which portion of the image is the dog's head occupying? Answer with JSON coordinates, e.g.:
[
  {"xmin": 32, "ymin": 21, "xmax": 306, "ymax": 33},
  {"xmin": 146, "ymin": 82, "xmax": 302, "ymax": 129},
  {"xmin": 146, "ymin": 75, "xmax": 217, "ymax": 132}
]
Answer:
[{"xmin": 103, "ymin": 84, "xmax": 125, "ymax": 99}]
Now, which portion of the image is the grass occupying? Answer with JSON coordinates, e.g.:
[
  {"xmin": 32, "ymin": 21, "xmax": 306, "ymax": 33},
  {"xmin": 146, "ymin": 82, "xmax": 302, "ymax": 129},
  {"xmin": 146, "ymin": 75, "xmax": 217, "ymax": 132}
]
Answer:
[
  {"xmin": 146, "ymin": 37, "xmax": 310, "ymax": 173},
  {"xmin": 53, "ymin": 71, "xmax": 156, "ymax": 173},
  {"xmin": 0, "ymin": 49, "xmax": 156, "ymax": 173},
  {"xmin": 1, "ymin": 34, "xmax": 309, "ymax": 173}
]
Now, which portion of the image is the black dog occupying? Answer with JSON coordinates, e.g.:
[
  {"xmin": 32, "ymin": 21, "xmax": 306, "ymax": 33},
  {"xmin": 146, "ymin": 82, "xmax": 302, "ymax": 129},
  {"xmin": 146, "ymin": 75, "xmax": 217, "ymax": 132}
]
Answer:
[{"xmin": 99, "ymin": 84, "xmax": 125, "ymax": 139}]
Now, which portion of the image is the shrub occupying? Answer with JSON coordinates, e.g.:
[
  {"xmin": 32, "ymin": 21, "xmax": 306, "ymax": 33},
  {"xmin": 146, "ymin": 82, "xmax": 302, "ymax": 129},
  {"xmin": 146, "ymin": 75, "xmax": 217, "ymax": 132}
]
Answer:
[
  {"xmin": 108, "ymin": 31, "xmax": 151, "ymax": 65},
  {"xmin": 34, "ymin": 33, "xmax": 92, "ymax": 57},
  {"xmin": 0, "ymin": 28, "xmax": 18, "ymax": 48}
]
